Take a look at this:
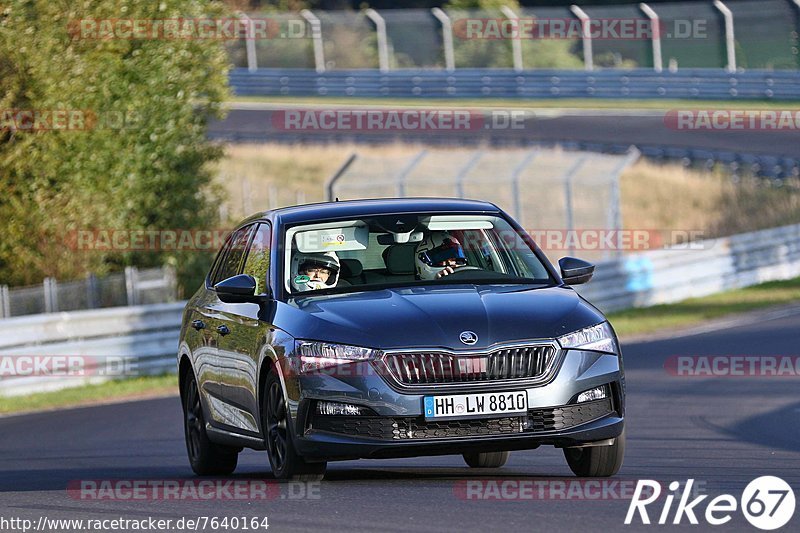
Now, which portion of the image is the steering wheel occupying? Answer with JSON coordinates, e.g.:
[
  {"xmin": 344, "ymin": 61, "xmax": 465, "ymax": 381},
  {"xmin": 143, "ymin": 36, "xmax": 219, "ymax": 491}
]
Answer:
[{"xmin": 440, "ymin": 266, "xmax": 482, "ymax": 278}]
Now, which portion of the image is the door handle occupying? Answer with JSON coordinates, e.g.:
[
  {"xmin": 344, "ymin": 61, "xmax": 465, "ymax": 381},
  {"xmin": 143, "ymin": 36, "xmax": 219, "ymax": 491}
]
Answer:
[
  {"xmin": 191, "ymin": 319, "xmax": 205, "ymax": 331},
  {"xmin": 217, "ymin": 325, "xmax": 231, "ymax": 336}
]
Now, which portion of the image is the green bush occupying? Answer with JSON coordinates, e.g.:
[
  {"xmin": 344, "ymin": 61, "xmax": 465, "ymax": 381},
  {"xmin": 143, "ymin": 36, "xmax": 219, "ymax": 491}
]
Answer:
[
  {"xmin": 447, "ymin": 0, "xmax": 583, "ymax": 69},
  {"xmin": 0, "ymin": 0, "xmax": 231, "ymax": 295}
]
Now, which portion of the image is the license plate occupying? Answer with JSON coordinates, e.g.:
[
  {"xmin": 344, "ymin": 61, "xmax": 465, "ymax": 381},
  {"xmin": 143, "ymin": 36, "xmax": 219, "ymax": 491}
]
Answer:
[{"xmin": 423, "ymin": 391, "xmax": 528, "ymax": 420}]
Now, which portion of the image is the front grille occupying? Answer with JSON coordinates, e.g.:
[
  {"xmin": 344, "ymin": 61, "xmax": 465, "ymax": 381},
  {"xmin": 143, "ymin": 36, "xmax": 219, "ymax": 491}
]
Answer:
[
  {"xmin": 383, "ymin": 344, "xmax": 556, "ymax": 385},
  {"xmin": 309, "ymin": 398, "xmax": 613, "ymax": 440},
  {"xmin": 395, "ymin": 417, "xmax": 523, "ymax": 439}
]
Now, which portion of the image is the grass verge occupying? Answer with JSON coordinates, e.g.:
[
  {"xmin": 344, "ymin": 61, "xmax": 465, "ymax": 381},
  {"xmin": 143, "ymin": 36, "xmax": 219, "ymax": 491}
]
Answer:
[
  {"xmin": 0, "ymin": 374, "xmax": 178, "ymax": 416},
  {"xmin": 608, "ymin": 276, "xmax": 800, "ymax": 338},
  {"xmin": 217, "ymin": 144, "xmax": 800, "ymax": 252}
]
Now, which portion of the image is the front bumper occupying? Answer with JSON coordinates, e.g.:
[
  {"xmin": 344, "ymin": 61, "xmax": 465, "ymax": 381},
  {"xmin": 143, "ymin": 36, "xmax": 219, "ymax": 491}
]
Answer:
[
  {"xmin": 282, "ymin": 348, "xmax": 625, "ymax": 461},
  {"xmin": 298, "ymin": 413, "xmax": 623, "ymax": 461}
]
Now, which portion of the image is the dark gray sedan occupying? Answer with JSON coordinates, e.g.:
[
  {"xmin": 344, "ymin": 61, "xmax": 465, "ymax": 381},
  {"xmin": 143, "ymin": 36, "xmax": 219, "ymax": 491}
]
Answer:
[{"xmin": 178, "ymin": 198, "xmax": 625, "ymax": 480}]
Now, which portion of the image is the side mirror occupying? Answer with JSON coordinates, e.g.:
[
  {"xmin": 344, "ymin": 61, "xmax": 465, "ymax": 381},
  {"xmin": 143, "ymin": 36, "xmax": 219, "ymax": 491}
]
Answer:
[
  {"xmin": 558, "ymin": 257, "xmax": 595, "ymax": 285},
  {"xmin": 214, "ymin": 274, "xmax": 259, "ymax": 303}
]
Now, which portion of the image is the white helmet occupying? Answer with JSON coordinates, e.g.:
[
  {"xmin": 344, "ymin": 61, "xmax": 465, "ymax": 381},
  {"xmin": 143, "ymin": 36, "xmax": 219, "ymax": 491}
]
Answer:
[
  {"xmin": 290, "ymin": 251, "xmax": 340, "ymax": 292},
  {"xmin": 415, "ymin": 232, "xmax": 467, "ymax": 280}
]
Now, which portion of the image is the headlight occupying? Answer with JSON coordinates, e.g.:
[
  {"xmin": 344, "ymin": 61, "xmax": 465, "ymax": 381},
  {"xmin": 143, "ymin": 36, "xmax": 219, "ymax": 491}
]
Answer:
[
  {"xmin": 295, "ymin": 341, "xmax": 381, "ymax": 373},
  {"xmin": 557, "ymin": 322, "xmax": 618, "ymax": 354}
]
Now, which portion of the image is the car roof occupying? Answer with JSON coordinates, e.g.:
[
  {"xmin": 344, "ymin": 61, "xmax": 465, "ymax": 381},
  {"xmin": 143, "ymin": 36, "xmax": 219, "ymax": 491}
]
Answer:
[{"xmin": 243, "ymin": 198, "xmax": 503, "ymax": 226}]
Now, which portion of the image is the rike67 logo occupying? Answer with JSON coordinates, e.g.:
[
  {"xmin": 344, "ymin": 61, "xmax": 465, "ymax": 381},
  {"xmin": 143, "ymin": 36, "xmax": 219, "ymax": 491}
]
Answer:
[{"xmin": 625, "ymin": 477, "xmax": 795, "ymax": 530}]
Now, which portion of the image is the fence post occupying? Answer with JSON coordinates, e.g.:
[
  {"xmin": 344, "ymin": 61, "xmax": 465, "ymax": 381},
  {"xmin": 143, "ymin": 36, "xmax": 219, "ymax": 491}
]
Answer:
[
  {"xmin": 455, "ymin": 151, "xmax": 484, "ymax": 198},
  {"xmin": 510, "ymin": 150, "xmax": 538, "ymax": 223},
  {"xmin": 241, "ymin": 176, "xmax": 253, "ymax": 215},
  {"xmin": 561, "ymin": 156, "xmax": 589, "ymax": 257},
  {"xmin": 268, "ymin": 185, "xmax": 278, "ymax": 209},
  {"xmin": 431, "ymin": 8, "xmax": 455, "ymax": 72},
  {"xmin": 239, "ymin": 12, "xmax": 258, "ymax": 72},
  {"xmin": 125, "ymin": 266, "xmax": 139, "ymax": 306},
  {"xmin": 500, "ymin": 6, "xmax": 524, "ymax": 72},
  {"xmin": 608, "ymin": 147, "xmax": 641, "ymax": 258},
  {"xmin": 365, "ymin": 9, "xmax": 390, "ymax": 72},
  {"xmin": 86, "ymin": 273, "xmax": 99, "ymax": 309},
  {"xmin": 326, "ymin": 153, "xmax": 358, "ymax": 201},
  {"xmin": 639, "ymin": 3, "xmax": 663, "ymax": 72},
  {"xmin": 301, "ymin": 10, "xmax": 326, "ymax": 73},
  {"xmin": 43, "ymin": 277, "xmax": 58, "ymax": 313},
  {"xmin": 713, "ymin": 0, "xmax": 736, "ymax": 72},
  {"xmin": 395, "ymin": 150, "xmax": 428, "ymax": 197},
  {"xmin": 0, "ymin": 285, "xmax": 9, "ymax": 318},
  {"xmin": 570, "ymin": 5, "xmax": 594, "ymax": 71},
  {"xmin": 164, "ymin": 265, "xmax": 178, "ymax": 301}
]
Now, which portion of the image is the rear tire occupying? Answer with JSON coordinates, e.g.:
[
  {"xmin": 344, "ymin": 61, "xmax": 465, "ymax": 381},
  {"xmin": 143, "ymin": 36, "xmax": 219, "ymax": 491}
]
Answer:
[
  {"xmin": 182, "ymin": 370, "xmax": 239, "ymax": 476},
  {"xmin": 263, "ymin": 371, "xmax": 326, "ymax": 481},
  {"xmin": 563, "ymin": 429, "xmax": 625, "ymax": 477},
  {"xmin": 463, "ymin": 451, "xmax": 510, "ymax": 468}
]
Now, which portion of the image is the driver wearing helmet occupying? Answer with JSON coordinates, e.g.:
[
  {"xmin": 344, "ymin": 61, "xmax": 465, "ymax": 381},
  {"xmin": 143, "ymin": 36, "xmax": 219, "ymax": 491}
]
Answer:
[
  {"xmin": 415, "ymin": 232, "xmax": 468, "ymax": 280},
  {"xmin": 290, "ymin": 251, "xmax": 340, "ymax": 292}
]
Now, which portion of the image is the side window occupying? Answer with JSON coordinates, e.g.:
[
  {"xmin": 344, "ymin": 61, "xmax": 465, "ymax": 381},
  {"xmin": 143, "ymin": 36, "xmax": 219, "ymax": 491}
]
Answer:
[
  {"xmin": 213, "ymin": 225, "xmax": 256, "ymax": 285},
  {"xmin": 242, "ymin": 223, "xmax": 272, "ymax": 295},
  {"xmin": 208, "ymin": 233, "xmax": 232, "ymax": 286}
]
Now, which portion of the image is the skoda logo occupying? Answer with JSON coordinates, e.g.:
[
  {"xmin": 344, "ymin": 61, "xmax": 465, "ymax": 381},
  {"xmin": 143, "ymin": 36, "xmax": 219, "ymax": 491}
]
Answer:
[{"xmin": 459, "ymin": 331, "xmax": 478, "ymax": 345}]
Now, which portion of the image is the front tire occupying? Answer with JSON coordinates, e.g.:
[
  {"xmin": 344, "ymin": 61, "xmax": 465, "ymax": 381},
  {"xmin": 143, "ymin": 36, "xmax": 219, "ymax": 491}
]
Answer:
[
  {"xmin": 263, "ymin": 371, "xmax": 326, "ymax": 481},
  {"xmin": 563, "ymin": 429, "xmax": 625, "ymax": 477},
  {"xmin": 182, "ymin": 370, "xmax": 239, "ymax": 476},
  {"xmin": 463, "ymin": 451, "xmax": 510, "ymax": 468}
]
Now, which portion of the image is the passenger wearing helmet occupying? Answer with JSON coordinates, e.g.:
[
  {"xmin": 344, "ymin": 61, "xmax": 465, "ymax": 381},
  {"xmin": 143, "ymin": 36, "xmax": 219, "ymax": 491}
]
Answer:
[
  {"xmin": 291, "ymin": 251, "xmax": 340, "ymax": 292},
  {"xmin": 415, "ymin": 232, "xmax": 469, "ymax": 280}
]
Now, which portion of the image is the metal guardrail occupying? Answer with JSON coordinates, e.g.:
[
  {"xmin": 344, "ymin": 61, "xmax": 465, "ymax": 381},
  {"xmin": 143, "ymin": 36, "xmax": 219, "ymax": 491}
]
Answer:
[
  {"xmin": 577, "ymin": 222, "xmax": 800, "ymax": 311},
  {"xmin": 1, "ymin": 222, "xmax": 799, "ymax": 397},
  {"xmin": 0, "ymin": 302, "xmax": 184, "ymax": 397},
  {"xmin": 0, "ymin": 266, "xmax": 177, "ymax": 318},
  {"xmin": 229, "ymin": 68, "xmax": 800, "ymax": 100}
]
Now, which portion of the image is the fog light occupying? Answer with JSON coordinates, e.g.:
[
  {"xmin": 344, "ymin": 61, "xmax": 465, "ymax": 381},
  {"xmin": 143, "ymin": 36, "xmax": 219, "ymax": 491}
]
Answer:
[
  {"xmin": 576, "ymin": 386, "xmax": 607, "ymax": 403},
  {"xmin": 316, "ymin": 401, "xmax": 367, "ymax": 416}
]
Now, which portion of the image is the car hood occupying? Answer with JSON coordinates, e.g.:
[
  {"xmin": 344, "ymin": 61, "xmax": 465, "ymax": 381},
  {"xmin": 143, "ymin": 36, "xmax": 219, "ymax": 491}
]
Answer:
[{"xmin": 282, "ymin": 284, "xmax": 605, "ymax": 350}]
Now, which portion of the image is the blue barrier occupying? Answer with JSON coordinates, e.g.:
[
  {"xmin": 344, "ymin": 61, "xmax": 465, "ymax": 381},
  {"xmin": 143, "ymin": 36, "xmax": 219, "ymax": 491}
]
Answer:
[{"xmin": 229, "ymin": 68, "xmax": 800, "ymax": 100}]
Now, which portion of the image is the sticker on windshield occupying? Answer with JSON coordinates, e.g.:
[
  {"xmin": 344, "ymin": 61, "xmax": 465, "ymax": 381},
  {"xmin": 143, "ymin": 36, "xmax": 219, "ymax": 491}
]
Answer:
[
  {"xmin": 322, "ymin": 234, "xmax": 346, "ymax": 246},
  {"xmin": 293, "ymin": 275, "xmax": 310, "ymax": 284}
]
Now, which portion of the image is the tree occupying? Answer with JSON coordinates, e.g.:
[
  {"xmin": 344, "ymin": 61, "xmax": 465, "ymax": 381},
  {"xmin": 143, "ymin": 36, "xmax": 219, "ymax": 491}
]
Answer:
[{"xmin": 0, "ymin": 0, "xmax": 231, "ymax": 293}]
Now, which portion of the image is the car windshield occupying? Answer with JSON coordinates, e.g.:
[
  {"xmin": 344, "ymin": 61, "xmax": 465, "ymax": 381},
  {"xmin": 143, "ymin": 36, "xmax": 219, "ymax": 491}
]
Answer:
[{"xmin": 284, "ymin": 213, "xmax": 553, "ymax": 296}]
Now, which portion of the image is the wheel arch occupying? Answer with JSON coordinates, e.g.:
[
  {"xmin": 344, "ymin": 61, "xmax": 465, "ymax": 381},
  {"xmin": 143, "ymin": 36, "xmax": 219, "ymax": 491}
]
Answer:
[{"xmin": 178, "ymin": 353, "xmax": 194, "ymax": 400}]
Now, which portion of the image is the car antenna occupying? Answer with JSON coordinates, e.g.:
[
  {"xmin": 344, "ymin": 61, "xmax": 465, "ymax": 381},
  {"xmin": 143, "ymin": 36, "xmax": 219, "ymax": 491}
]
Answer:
[{"xmin": 335, "ymin": 197, "xmax": 339, "ymax": 202}]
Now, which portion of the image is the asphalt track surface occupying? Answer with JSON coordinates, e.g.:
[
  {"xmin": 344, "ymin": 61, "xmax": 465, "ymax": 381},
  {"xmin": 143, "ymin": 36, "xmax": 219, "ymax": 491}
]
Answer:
[
  {"xmin": 1, "ymin": 308, "xmax": 799, "ymax": 532},
  {"xmin": 209, "ymin": 106, "xmax": 800, "ymax": 160}
]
